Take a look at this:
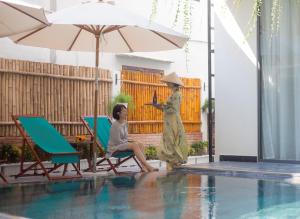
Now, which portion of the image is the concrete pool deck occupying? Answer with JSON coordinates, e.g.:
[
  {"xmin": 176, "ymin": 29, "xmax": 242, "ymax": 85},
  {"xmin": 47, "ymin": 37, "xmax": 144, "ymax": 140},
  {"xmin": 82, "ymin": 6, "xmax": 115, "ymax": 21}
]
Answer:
[
  {"xmin": 0, "ymin": 156, "xmax": 208, "ymax": 184},
  {"xmin": 2, "ymin": 156, "xmax": 300, "ymax": 185}
]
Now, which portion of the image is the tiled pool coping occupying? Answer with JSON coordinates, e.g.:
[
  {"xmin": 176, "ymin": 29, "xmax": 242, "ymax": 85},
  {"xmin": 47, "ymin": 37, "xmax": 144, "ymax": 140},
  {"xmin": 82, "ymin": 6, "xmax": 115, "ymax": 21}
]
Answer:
[{"xmin": 179, "ymin": 161, "xmax": 300, "ymax": 180}]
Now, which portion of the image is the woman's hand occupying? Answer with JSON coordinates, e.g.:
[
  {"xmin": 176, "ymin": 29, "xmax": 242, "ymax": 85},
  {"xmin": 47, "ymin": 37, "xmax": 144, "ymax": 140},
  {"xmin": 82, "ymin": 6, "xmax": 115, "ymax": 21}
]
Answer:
[{"xmin": 153, "ymin": 103, "xmax": 164, "ymax": 110}]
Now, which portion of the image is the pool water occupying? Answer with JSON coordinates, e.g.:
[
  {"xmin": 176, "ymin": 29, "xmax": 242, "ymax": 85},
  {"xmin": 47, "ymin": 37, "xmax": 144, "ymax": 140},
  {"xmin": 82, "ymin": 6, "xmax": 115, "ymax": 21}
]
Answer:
[{"xmin": 1, "ymin": 172, "xmax": 300, "ymax": 219}]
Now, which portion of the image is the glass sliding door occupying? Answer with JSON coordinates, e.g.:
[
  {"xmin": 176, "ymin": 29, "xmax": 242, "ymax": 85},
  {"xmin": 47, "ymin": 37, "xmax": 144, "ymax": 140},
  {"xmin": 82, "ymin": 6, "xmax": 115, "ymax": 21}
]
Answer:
[{"xmin": 260, "ymin": 0, "xmax": 300, "ymax": 161}]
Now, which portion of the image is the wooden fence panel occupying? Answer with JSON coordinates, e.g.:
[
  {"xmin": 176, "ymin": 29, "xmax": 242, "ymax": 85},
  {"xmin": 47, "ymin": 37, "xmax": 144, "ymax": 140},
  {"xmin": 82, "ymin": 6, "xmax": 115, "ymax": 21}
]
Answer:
[
  {"xmin": 0, "ymin": 58, "xmax": 112, "ymax": 138},
  {"xmin": 121, "ymin": 69, "xmax": 201, "ymax": 134}
]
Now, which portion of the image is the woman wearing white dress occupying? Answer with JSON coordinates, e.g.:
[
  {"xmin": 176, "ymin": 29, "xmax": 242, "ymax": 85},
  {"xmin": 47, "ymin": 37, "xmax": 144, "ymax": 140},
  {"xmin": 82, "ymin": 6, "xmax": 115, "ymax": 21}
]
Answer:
[{"xmin": 108, "ymin": 104, "xmax": 158, "ymax": 172}]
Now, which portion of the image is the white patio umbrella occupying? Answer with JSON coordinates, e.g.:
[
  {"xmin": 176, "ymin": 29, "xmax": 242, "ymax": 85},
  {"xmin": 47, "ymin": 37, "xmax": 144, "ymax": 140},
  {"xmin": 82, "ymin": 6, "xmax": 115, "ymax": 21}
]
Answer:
[
  {"xmin": 9, "ymin": 0, "xmax": 188, "ymax": 172},
  {"xmin": 0, "ymin": 0, "xmax": 48, "ymax": 37}
]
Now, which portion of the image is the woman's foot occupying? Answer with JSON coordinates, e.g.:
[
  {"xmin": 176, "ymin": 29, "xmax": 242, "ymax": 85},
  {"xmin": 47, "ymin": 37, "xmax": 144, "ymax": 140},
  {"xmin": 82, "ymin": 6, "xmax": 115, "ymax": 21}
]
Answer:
[
  {"xmin": 141, "ymin": 168, "xmax": 149, "ymax": 173},
  {"xmin": 173, "ymin": 162, "xmax": 181, "ymax": 168},
  {"xmin": 166, "ymin": 163, "xmax": 173, "ymax": 171},
  {"xmin": 146, "ymin": 166, "xmax": 159, "ymax": 172}
]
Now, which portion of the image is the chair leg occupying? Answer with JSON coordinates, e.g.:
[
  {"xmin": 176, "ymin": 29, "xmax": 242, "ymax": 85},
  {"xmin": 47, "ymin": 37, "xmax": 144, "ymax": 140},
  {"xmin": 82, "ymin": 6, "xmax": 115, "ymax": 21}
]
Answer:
[
  {"xmin": 63, "ymin": 164, "xmax": 68, "ymax": 176},
  {"xmin": 84, "ymin": 158, "xmax": 106, "ymax": 172},
  {"xmin": 96, "ymin": 158, "xmax": 106, "ymax": 165},
  {"xmin": 15, "ymin": 161, "xmax": 39, "ymax": 178},
  {"xmin": 133, "ymin": 156, "xmax": 143, "ymax": 171},
  {"xmin": 107, "ymin": 159, "xmax": 119, "ymax": 174},
  {"xmin": 48, "ymin": 164, "xmax": 63, "ymax": 174},
  {"xmin": 0, "ymin": 173, "xmax": 8, "ymax": 183},
  {"xmin": 71, "ymin": 163, "xmax": 82, "ymax": 176},
  {"xmin": 110, "ymin": 156, "xmax": 133, "ymax": 170}
]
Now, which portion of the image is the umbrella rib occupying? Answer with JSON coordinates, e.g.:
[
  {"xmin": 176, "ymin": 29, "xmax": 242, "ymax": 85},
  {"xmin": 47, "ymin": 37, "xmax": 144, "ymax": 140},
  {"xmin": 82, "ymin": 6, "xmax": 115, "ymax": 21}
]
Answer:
[
  {"xmin": 95, "ymin": 25, "xmax": 105, "ymax": 35},
  {"xmin": 102, "ymin": 25, "xmax": 125, "ymax": 34},
  {"xmin": 83, "ymin": 25, "xmax": 94, "ymax": 33},
  {"xmin": 90, "ymin": 25, "xmax": 96, "ymax": 33},
  {"xmin": 117, "ymin": 29, "xmax": 133, "ymax": 52},
  {"xmin": 75, "ymin": 25, "xmax": 95, "ymax": 34},
  {"xmin": 150, "ymin": 30, "xmax": 181, "ymax": 48},
  {"xmin": 15, "ymin": 26, "xmax": 47, "ymax": 43},
  {"xmin": 1, "ymin": 2, "xmax": 48, "ymax": 25},
  {"xmin": 68, "ymin": 28, "xmax": 83, "ymax": 51},
  {"xmin": 99, "ymin": 25, "xmax": 106, "ymax": 34}
]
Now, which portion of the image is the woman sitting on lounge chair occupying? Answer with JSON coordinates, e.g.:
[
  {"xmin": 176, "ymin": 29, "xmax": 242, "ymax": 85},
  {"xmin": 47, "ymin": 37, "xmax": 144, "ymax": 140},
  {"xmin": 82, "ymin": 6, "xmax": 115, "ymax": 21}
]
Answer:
[{"xmin": 108, "ymin": 104, "xmax": 158, "ymax": 172}]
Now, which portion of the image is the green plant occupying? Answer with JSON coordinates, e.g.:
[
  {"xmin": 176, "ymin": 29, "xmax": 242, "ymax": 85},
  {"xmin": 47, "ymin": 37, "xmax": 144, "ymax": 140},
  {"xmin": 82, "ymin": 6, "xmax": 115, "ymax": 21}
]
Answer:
[
  {"xmin": 145, "ymin": 145, "xmax": 158, "ymax": 160},
  {"xmin": 0, "ymin": 144, "xmax": 20, "ymax": 163},
  {"xmin": 0, "ymin": 144, "xmax": 44, "ymax": 163},
  {"xmin": 107, "ymin": 93, "xmax": 135, "ymax": 114},
  {"xmin": 23, "ymin": 146, "xmax": 34, "ymax": 162},
  {"xmin": 202, "ymin": 99, "xmax": 215, "ymax": 113},
  {"xmin": 189, "ymin": 141, "xmax": 208, "ymax": 156}
]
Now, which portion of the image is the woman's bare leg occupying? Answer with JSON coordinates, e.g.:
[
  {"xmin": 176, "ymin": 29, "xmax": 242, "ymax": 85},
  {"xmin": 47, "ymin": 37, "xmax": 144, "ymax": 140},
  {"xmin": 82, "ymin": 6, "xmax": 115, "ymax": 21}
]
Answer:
[
  {"xmin": 128, "ymin": 142, "xmax": 157, "ymax": 172},
  {"xmin": 137, "ymin": 141, "xmax": 146, "ymax": 154}
]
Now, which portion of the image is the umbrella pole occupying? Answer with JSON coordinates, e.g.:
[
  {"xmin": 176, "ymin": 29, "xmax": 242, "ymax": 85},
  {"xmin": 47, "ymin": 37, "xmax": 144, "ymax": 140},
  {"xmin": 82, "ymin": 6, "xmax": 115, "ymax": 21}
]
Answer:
[{"xmin": 92, "ymin": 34, "xmax": 100, "ymax": 173}]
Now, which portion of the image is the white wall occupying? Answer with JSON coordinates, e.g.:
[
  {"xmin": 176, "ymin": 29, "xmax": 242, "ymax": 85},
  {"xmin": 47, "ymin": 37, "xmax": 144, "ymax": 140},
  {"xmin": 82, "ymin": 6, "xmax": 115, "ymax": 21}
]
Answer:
[{"xmin": 214, "ymin": 0, "xmax": 258, "ymax": 160}]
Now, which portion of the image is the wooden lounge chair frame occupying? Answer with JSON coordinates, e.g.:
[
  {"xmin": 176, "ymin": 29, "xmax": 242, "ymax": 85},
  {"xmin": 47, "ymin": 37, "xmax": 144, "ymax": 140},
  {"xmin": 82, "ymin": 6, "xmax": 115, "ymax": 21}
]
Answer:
[
  {"xmin": 0, "ymin": 160, "xmax": 8, "ymax": 183},
  {"xmin": 81, "ymin": 116, "xmax": 142, "ymax": 174},
  {"xmin": 12, "ymin": 115, "xmax": 82, "ymax": 181}
]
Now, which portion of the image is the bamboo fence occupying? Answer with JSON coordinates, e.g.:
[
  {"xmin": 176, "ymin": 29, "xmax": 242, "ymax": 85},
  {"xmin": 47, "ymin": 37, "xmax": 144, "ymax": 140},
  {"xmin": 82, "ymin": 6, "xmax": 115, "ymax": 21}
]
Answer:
[
  {"xmin": 121, "ymin": 69, "xmax": 201, "ymax": 134},
  {"xmin": 0, "ymin": 58, "xmax": 112, "ymax": 137}
]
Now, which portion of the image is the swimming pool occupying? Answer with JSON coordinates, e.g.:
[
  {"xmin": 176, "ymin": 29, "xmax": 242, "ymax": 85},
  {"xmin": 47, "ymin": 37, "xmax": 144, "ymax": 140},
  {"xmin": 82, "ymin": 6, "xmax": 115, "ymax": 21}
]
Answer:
[{"xmin": 1, "ymin": 172, "xmax": 300, "ymax": 219}]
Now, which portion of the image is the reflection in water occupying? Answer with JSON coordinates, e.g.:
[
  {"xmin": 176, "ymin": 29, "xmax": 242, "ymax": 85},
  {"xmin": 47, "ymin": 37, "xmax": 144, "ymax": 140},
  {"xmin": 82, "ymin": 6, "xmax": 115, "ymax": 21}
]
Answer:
[
  {"xmin": 128, "ymin": 172, "xmax": 165, "ymax": 218},
  {"xmin": 158, "ymin": 172, "xmax": 187, "ymax": 219},
  {"xmin": 207, "ymin": 176, "xmax": 216, "ymax": 219},
  {"xmin": 1, "ymin": 173, "xmax": 300, "ymax": 218},
  {"xmin": 258, "ymin": 180, "xmax": 300, "ymax": 210}
]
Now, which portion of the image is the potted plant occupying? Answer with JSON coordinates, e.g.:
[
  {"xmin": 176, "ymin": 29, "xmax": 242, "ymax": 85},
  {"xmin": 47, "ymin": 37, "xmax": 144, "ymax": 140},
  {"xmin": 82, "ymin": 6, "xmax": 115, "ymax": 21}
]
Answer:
[
  {"xmin": 189, "ymin": 141, "xmax": 208, "ymax": 156},
  {"xmin": 202, "ymin": 99, "xmax": 215, "ymax": 113},
  {"xmin": 107, "ymin": 93, "xmax": 135, "ymax": 115}
]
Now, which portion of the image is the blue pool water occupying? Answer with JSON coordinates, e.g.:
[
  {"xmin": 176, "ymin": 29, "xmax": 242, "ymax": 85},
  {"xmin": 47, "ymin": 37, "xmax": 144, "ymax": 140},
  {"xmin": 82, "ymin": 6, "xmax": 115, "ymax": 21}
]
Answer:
[{"xmin": 1, "ymin": 172, "xmax": 300, "ymax": 219}]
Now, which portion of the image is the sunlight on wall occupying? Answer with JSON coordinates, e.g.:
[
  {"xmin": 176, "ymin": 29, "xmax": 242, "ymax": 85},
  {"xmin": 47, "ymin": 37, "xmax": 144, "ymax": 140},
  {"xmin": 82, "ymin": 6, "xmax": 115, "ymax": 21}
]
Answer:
[{"xmin": 215, "ymin": 0, "xmax": 257, "ymax": 67}]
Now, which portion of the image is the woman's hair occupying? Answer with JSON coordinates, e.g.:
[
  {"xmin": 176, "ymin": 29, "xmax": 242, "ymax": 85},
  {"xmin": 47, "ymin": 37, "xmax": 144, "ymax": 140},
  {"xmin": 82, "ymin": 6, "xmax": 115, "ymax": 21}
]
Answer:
[
  {"xmin": 167, "ymin": 82, "xmax": 180, "ymax": 91},
  {"xmin": 173, "ymin": 84, "xmax": 180, "ymax": 90},
  {"xmin": 112, "ymin": 104, "xmax": 126, "ymax": 120}
]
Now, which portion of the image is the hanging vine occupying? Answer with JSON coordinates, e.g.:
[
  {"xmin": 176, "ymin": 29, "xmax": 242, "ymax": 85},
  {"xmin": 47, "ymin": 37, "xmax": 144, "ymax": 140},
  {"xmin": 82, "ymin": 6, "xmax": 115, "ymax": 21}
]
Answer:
[
  {"xmin": 150, "ymin": 0, "xmax": 192, "ymax": 72},
  {"xmin": 173, "ymin": 0, "xmax": 182, "ymax": 27},
  {"xmin": 233, "ymin": 0, "xmax": 263, "ymax": 38},
  {"xmin": 151, "ymin": 0, "xmax": 297, "ymax": 43},
  {"xmin": 234, "ymin": 0, "xmax": 284, "ymax": 37},
  {"xmin": 150, "ymin": 0, "xmax": 158, "ymax": 22},
  {"xmin": 151, "ymin": 0, "xmax": 191, "ymax": 36},
  {"xmin": 270, "ymin": 0, "xmax": 281, "ymax": 35}
]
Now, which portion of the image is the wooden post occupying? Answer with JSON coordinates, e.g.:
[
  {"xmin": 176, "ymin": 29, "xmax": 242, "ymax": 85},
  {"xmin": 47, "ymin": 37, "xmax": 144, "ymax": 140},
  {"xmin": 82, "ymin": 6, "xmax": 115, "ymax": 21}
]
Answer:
[{"xmin": 92, "ymin": 34, "xmax": 100, "ymax": 172}]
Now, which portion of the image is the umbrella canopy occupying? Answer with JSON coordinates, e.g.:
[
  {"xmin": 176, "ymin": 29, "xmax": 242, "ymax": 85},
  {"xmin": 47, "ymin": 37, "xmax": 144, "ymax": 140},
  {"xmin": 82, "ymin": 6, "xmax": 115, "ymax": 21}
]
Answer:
[
  {"xmin": 9, "ymin": 1, "xmax": 188, "ymax": 52},
  {"xmin": 9, "ymin": 1, "xmax": 188, "ymax": 172},
  {"xmin": 0, "ymin": 0, "xmax": 48, "ymax": 37}
]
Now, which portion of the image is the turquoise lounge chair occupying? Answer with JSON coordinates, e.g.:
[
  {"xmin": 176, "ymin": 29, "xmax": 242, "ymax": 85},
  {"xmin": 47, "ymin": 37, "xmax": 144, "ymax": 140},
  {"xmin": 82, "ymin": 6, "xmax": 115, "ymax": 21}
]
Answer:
[
  {"xmin": 12, "ymin": 115, "xmax": 82, "ymax": 180},
  {"xmin": 81, "ymin": 116, "xmax": 142, "ymax": 174}
]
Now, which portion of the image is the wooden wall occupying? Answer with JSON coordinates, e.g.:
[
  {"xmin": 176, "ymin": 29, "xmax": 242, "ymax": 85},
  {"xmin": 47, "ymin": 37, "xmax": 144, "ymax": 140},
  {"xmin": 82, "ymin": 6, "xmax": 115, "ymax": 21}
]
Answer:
[
  {"xmin": 0, "ymin": 58, "xmax": 112, "ymax": 137},
  {"xmin": 121, "ymin": 69, "xmax": 201, "ymax": 134}
]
